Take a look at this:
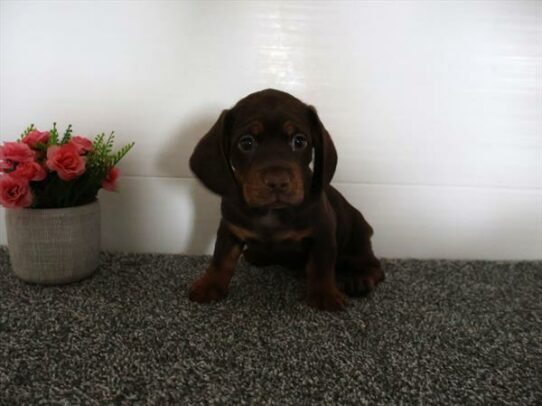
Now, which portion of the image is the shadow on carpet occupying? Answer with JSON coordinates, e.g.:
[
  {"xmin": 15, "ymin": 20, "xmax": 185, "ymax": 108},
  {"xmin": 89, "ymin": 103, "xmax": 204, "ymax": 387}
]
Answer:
[{"xmin": 0, "ymin": 248, "xmax": 541, "ymax": 405}]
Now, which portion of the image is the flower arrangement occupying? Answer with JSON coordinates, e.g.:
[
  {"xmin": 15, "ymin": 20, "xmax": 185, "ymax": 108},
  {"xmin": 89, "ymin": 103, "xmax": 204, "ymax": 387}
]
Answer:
[{"xmin": 0, "ymin": 123, "xmax": 134, "ymax": 209}]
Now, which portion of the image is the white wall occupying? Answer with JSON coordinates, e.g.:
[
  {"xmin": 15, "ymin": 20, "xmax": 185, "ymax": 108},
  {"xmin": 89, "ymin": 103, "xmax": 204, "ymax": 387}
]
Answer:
[{"xmin": 1, "ymin": 0, "xmax": 541, "ymax": 259}]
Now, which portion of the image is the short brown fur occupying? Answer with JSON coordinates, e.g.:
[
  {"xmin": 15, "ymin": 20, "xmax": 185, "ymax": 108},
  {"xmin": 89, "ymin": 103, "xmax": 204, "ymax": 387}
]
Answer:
[{"xmin": 188, "ymin": 89, "xmax": 384, "ymax": 311}]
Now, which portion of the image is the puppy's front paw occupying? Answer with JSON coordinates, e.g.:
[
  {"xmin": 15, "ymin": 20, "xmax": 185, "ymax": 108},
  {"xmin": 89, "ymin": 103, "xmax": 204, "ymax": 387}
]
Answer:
[
  {"xmin": 343, "ymin": 266, "xmax": 385, "ymax": 297},
  {"xmin": 307, "ymin": 288, "xmax": 347, "ymax": 311},
  {"xmin": 188, "ymin": 276, "xmax": 228, "ymax": 303}
]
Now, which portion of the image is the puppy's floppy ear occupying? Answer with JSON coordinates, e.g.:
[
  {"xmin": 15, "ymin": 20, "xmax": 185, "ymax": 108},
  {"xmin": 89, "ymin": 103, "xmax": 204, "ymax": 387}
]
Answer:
[
  {"xmin": 189, "ymin": 109, "xmax": 237, "ymax": 196},
  {"xmin": 308, "ymin": 105, "xmax": 337, "ymax": 194}
]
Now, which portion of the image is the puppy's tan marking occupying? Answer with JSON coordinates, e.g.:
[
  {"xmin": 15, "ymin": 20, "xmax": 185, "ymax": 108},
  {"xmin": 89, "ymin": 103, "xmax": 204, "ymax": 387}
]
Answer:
[
  {"xmin": 275, "ymin": 228, "xmax": 313, "ymax": 241},
  {"xmin": 228, "ymin": 221, "xmax": 313, "ymax": 242},
  {"xmin": 283, "ymin": 121, "xmax": 295, "ymax": 136},
  {"xmin": 227, "ymin": 223, "xmax": 259, "ymax": 241},
  {"xmin": 250, "ymin": 122, "xmax": 264, "ymax": 135}
]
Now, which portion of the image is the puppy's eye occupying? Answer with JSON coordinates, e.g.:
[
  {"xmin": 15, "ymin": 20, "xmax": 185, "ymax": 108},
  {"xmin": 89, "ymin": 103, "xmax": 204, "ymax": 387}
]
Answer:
[
  {"xmin": 238, "ymin": 135, "xmax": 257, "ymax": 153},
  {"xmin": 291, "ymin": 134, "xmax": 308, "ymax": 151}
]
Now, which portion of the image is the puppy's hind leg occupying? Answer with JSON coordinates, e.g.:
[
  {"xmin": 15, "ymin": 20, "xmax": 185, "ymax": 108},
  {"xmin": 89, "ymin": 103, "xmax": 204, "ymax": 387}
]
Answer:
[{"xmin": 335, "ymin": 208, "xmax": 385, "ymax": 297}]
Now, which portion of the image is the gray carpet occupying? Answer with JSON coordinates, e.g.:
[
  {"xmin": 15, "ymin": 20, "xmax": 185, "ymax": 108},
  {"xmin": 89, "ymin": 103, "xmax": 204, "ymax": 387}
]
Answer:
[{"xmin": 0, "ymin": 248, "xmax": 540, "ymax": 405}]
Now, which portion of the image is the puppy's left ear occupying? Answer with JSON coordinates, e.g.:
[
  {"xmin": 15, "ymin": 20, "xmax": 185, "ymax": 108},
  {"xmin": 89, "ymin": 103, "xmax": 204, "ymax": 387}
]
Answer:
[
  {"xmin": 189, "ymin": 109, "xmax": 237, "ymax": 197},
  {"xmin": 308, "ymin": 106, "xmax": 337, "ymax": 194}
]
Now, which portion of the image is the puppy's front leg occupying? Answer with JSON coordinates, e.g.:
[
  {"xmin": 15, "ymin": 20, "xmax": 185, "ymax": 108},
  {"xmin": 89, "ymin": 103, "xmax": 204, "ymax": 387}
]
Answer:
[
  {"xmin": 189, "ymin": 221, "xmax": 244, "ymax": 303},
  {"xmin": 306, "ymin": 239, "xmax": 347, "ymax": 311}
]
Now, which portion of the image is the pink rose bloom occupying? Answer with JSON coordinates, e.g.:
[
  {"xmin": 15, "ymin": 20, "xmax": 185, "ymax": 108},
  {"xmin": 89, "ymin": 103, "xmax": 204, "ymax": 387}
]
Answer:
[
  {"xmin": 11, "ymin": 161, "xmax": 47, "ymax": 181},
  {"xmin": 69, "ymin": 136, "xmax": 93, "ymax": 154},
  {"xmin": 22, "ymin": 130, "xmax": 50, "ymax": 148},
  {"xmin": 46, "ymin": 144, "xmax": 86, "ymax": 181},
  {"xmin": 0, "ymin": 142, "xmax": 35, "ymax": 164},
  {"xmin": 0, "ymin": 174, "xmax": 33, "ymax": 208},
  {"xmin": 0, "ymin": 160, "xmax": 13, "ymax": 172},
  {"xmin": 102, "ymin": 167, "xmax": 120, "ymax": 191}
]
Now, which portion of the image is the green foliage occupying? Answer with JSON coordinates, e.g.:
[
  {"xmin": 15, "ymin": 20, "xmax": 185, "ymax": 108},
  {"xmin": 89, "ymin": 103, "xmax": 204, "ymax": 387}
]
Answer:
[
  {"xmin": 49, "ymin": 122, "xmax": 59, "ymax": 144},
  {"xmin": 18, "ymin": 124, "xmax": 35, "ymax": 141},
  {"xmin": 105, "ymin": 132, "xmax": 115, "ymax": 154},
  {"xmin": 60, "ymin": 124, "xmax": 73, "ymax": 144},
  {"xmin": 111, "ymin": 142, "xmax": 135, "ymax": 166}
]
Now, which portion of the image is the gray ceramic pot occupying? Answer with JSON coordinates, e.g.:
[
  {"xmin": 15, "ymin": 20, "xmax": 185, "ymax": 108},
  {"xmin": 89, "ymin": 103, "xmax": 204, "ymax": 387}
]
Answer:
[{"xmin": 6, "ymin": 200, "xmax": 101, "ymax": 285}]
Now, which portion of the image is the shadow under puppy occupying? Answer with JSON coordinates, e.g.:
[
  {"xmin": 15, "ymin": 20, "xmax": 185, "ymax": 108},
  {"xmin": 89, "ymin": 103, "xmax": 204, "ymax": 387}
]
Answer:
[{"xmin": 189, "ymin": 89, "xmax": 384, "ymax": 311}]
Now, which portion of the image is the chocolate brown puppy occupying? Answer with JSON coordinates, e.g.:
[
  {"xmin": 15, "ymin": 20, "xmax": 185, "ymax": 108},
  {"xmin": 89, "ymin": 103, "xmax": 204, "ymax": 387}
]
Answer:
[{"xmin": 189, "ymin": 89, "xmax": 384, "ymax": 311}]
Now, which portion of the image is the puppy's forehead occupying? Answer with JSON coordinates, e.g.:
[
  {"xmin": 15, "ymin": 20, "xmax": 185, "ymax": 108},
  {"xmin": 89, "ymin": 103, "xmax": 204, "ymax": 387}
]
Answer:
[{"xmin": 232, "ymin": 90, "xmax": 308, "ymax": 129}]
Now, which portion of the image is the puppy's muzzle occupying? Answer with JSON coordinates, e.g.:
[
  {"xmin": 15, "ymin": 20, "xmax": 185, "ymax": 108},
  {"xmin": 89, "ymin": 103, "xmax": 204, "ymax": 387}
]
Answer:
[{"xmin": 240, "ymin": 160, "xmax": 305, "ymax": 208}]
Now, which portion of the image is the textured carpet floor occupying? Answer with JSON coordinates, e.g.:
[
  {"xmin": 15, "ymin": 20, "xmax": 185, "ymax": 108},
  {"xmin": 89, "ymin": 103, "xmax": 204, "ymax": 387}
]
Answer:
[{"xmin": 0, "ymin": 248, "xmax": 540, "ymax": 405}]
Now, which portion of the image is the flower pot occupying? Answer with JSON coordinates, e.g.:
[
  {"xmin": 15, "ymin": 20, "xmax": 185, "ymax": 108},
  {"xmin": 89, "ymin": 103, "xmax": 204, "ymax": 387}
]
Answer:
[{"xmin": 5, "ymin": 200, "xmax": 101, "ymax": 285}]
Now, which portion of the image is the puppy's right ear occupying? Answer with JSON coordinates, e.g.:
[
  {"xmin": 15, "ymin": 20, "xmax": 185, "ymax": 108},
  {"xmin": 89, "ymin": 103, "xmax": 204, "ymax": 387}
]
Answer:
[
  {"xmin": 308, "ymin": 106, "xmax": 337, "ymax": 195},
  {"xmin": 189, "ymin": 109, "xmax": 236, "ymax": 196}
]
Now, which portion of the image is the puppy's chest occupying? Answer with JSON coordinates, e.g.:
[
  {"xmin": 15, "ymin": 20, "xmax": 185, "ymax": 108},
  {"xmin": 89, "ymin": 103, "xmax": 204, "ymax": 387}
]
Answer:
[
  {"xmin": 227, "ymin": 212, "xmax": 312, "ymax": 243},
  {"xmin": 256, "ymin": 211, "xmax": 282, "ymax": 229}
]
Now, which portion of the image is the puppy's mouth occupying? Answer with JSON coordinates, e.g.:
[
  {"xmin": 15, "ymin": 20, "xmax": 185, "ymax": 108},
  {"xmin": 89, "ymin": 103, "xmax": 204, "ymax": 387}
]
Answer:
[
  {"xmin": 267, "ymin": 199, "xmax": 288, "ymax": 209},
  {"xmin": 254, "ymin": 195, "xmax": 294, "ymax": 209},
  {"xmin": 241, "ymin": 178, "xmax": 305, "ymax": 209},
  {"xmin": 244, "ymin": 191, "xmax": 302, "ymax": 209}
]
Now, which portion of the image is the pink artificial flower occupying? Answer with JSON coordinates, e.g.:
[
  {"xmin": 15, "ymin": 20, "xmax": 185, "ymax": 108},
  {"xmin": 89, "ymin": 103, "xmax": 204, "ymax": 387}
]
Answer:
[
  {"xmin": 22, "ymin": 130, "xmax": 50, "ymax": 148},
  {"xmin": 0, "ymin": 174, "xmax": 33, "ymax": 208},
  {"xmin": 46, "ymin": 144, "xmax": 86, "ymax": 181},
  {"xmin": 0, "ymin": 142, "xmax": 35, "ymax": 165},
  {"xmin": 0, "ymin": 160, "xmax": 13, "ymax": 172},
  {"xmin": 69, "ymin": 136, "xmax": 93, "ymax": 154},
  {"xmin": 11, "ymin": 161, "xmax": 47, "ymax": 181},
  {"xmin": 102, "ymin": 167, "xmax": 120, "ymax": 191}
]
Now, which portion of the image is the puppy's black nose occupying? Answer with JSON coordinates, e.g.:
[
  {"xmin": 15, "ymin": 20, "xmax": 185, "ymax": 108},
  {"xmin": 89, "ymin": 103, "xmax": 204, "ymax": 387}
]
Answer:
[{"xmin": 262, "ymin": 169, "xmax": 291, "ymax": 192}]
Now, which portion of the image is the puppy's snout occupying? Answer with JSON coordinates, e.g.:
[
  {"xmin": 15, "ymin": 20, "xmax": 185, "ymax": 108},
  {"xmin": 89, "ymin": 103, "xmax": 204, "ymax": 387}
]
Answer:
[{"xmin": 262, "ymin": 168, "xmax": 291, "ymax": 192}]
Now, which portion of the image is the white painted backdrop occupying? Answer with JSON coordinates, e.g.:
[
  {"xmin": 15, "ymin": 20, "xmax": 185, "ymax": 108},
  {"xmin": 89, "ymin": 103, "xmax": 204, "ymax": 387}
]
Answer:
[{"xmin": 1, "ymin": 0, "xmax": 541, "ymax": 259}]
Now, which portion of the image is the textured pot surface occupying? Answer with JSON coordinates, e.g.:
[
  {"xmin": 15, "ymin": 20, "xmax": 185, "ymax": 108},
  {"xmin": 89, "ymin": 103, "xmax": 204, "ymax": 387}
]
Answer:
[{"xmin": 6, "ymin": 201, "xmax": 101, "ymax": 285}]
